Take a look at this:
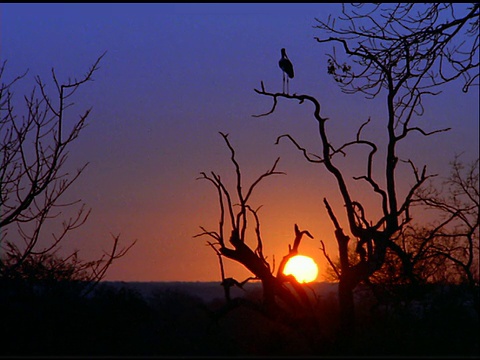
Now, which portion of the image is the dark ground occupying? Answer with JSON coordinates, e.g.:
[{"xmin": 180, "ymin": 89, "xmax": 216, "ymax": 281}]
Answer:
[{"xmin": 1, "ymin": 280, "xmax": 478, "ymax": 357}]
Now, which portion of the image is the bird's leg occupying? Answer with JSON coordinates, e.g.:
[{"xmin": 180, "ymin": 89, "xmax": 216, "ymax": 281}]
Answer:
[
  {"xmin": 282, "ymin": 72, "xmax": 286, "ymax": 94},
  {"xmin": 286, "ymin": 77, "xmax": 289, "ymax": 95}
]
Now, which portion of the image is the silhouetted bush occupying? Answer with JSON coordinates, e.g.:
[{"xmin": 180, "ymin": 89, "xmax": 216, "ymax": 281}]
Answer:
[{"xmin": 0, "ymin": 280, "xmax": 478, "ymax": 356}]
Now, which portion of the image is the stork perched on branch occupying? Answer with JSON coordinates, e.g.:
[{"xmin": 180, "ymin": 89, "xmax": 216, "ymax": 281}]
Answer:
[{"xmin": 279, "ymin": 48, "xmax": 294, "ymax": 94}]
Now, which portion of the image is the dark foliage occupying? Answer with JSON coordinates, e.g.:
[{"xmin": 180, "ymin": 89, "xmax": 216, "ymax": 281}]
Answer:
[{"xmin": 1, "ymin": 280, "xmax": 477, "ymax": 357}]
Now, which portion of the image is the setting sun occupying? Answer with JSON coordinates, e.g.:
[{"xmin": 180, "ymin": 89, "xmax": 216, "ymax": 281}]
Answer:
[{"xmin": 283, "ymin": 255, "xmax": 319, "ymax": 283}]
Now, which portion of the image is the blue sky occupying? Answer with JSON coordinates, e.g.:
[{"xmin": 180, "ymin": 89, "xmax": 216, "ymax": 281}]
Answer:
[{"xmin": 1, "ymin": 3, "xmax": 478, "ymax": 281}]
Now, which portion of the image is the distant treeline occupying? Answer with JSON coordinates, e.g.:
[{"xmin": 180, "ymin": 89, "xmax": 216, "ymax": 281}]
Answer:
[{"xmin": 0, "ymin": 279, "xmax": 478, "ymax": 357}]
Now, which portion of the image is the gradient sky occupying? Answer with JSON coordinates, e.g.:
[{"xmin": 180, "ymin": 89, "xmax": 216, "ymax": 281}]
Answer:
[{"xmin": 1, "ymin": 3, "xmax": 478, "ymax": 282}]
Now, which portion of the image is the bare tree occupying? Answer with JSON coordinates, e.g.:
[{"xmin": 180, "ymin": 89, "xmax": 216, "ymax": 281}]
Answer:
[
  {"xmin": 0, "ymin": 53, "xmax": 136, "ymax": 295},
  {"xmin": 412, "ymin": 155, "xmax": 479, "ymax": 312},
  {"xmin": 196, "ymin": 132, "xmax": 316, "ymax": 320},
  {"xmin": 253, "ymin": 3, "xmax": 479, "ymax": 342}
]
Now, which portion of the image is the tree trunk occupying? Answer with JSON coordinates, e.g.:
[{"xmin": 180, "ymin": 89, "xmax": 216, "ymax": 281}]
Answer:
[{"xmin": 338, "ymin": 272, "xmax": 356, "ymax": 346}]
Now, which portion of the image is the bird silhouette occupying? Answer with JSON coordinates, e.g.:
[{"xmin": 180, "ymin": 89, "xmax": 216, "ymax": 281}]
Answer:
[{"xmin": 279, "ymin": 48, "xmax": 294, "ymax": 94}]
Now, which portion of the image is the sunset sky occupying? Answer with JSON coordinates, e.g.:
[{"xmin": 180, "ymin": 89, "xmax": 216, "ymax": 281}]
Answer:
[{"xmin": 1, "ymin": 3, "xmax": 478, "ymax": 282}]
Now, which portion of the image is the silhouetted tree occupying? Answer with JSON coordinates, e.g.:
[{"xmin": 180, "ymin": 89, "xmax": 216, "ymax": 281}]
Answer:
[
  {"xmin": 0, "ymin": 53, "xmax": 136, "ymax": 296},
  {"xmin": 196, "ymin": 132, "xmax": 317, "ymax": 321},
  {"xmin": 411, "ymin": 155, "xmax": 479, "ymax": 312},
  {"xmin": 253, "ymin": 3, "xmax": 479, "ymax": 343}
]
